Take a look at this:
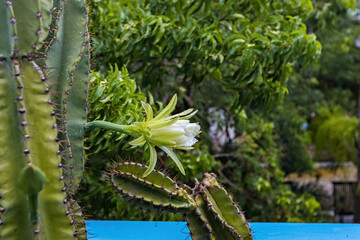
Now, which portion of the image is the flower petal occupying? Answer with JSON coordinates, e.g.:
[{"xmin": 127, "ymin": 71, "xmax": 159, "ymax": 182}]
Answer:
[
  {"xmin": 129, "ymin": 135, "xmax": 146, "ymax": 146},
  {"xmin": 161, "ymin": 108, "xmax": 194, "ymax": 121},
  {"xmin": 173, "ymin": 146, "xmax": 194, "ymax": 150},
  {"xmin": 167, "ymin": 134, "xmax": 191, "ymax": 146},
  {"xmin": 160, "ymin": 146, "xmax": 185, "ymax": 175},
  {"xmin": 179, "ymin": 110, "xmax": 198, "ymax": 120},
  {"xmin": 145, "ymin": 136, "xmax": 177, "ymax": 148},
  {"xmin": 184, "ymin": 123, "xmax": 201, "ymax": 138},
  {"xmin": 153, "ymin": 94, "xmax": 177, "ymax": 120},
  {"xmin": 143, "ymin": 144, "xmax": 157, "ymax": 177},
  {"xmin": 150, "ymin": 125, "xmax": 185, "ymax": 137},
  {"xmin": 147, "ymin": 117, "xmax": 179, "ymax": 129},
  {"xmin": 141, "ymin": 101, "xmax": 153, "ymax": 121},
  {"xmin": 172, "ymin": 120, "xmax": 190, "ymax": 127}
]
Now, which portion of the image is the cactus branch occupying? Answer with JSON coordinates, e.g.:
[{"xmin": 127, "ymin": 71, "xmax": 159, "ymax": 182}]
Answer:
[{"xmin": 110, "ymin": 163, "xmax": 253, "ymax": 240}]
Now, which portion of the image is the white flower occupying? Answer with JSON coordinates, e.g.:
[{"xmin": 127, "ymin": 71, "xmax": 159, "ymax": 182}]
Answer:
[
  {"xmin": 128, "ymin": 94, "xmax": 201, "ymax": 176},
  {"xmin": 142, "ymin": 119, "xmax": 200, "ymax": 148},
  {"xmin": 85, "ymin": 94, "xmax": 201, "ymax": 177}
]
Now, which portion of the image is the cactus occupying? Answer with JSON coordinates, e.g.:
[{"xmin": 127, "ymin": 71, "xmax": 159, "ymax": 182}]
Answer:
[
  {"xmin": 1, "ymin": 1, "xmax": 252, "ymax": 239},
  {"xmin": 110, "ymin": 162, "xmax": 253, "ymax": 240},
  {"xmin": 0, "ymin": 0, "xmax": 89, "ymax": 239}
]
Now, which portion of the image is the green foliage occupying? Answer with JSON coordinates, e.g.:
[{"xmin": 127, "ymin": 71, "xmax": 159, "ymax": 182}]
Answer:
[
  {"xmin": 308, "ymin": 0, "xmax": 356, "ymax": 31},
  {"xmin": 81, "ymin": 67, "xmax": 148, "ymax": 220},
  {"xmin": 219, "ymin": 117, "xmax": 323, "ymax": 222},
  {"xmin": 87, "ymin": 65, "xmax": 149, "ymax": 155},
  {"xmin": 90, "ymin": 0, "xmax": 320, "ymax": 111},
  {"xmin": 290, "ymin": 182, "xmax": 334, "ymax": 221},
  {"xmin": 303, "ymin": 0, "xmax": 360, "ymax": 169},
  {"xmin": 0, "ymin": 0, "xmax": 89, "ymax": 239},
  {"xmin": 81, "ymin": 66, "xmax": 217, "ymax": 220},
  {"xmin": 312, "ymin": 106, "xmax": 358, "ymax": 163},
  {"xmin": 315, "ymin": 25, "xmax": 360, "ymax": 92},
  {"xmin": 277, "ymin": 0, "xmax": 360, "ymax": 170},
  {"xmin": 83, "ymin": 0, "xmax": 336, "ymax": 224},
  {"xmin": 275, "ymin": 0, "xmax": 360, "ymax": 222},
  {"xmin": 299, "ymin": 0, "xmax": 360, "ymax": 112},
  {"xmin": 166, "ymin": 144, "xmax": 219, "ymax": 183},
  {"xmin": 272, "ymin": 106, "xmax": 314, "ymax": 175},
  {"xmin": 81, "ymin": 0, "xmax": 360, "ymax": 225}
]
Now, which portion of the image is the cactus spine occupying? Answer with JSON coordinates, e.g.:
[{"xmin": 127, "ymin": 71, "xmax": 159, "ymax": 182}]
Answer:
[
  {"xmin": 0, "ymin": 0, "xmax": 89, "ymax": 239},
  {"xmin": 110, "ymin": 162, "xmax": 253, "ymax": 240}
]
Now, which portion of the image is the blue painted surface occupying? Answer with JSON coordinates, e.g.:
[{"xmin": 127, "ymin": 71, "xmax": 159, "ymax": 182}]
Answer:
[{"xmin": 86, "ymin": 221, "xmax": 360, "ymax": 240}]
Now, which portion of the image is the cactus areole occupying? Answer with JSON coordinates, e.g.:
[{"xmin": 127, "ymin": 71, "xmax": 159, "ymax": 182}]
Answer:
[{"xmin": 0, "ymin": 0, "xmax": 89, "ymax": 239}]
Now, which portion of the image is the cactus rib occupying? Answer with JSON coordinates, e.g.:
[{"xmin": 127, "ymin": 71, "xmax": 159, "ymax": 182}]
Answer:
[
  {"xmin": 0, "ymin": 1, "xmax": 13, "ymax": 56},
  {"xmin": 46, "ymin": 0, "xmax": 89, "ymax": 193},
  {"xmin": 21, "ymin": 59, "xmax": 75, "ymax": 239},
  {"xmin": 66, "ymin": 36, "xmax": 90, "ymax": 191},
  {"xmin": 185, "ymin": 210, "xmax": 213, "ymax": 240},
  {"xmin": 200, "ymin": 174, "xmax": 252, "ymax": 240},
  {"xmin": 11, "ymin": 0, "xmax": 53, "ymax": 55},
  {"xmin": 0, "ymin": 58, "xmax": 33, "ymax": 239}
]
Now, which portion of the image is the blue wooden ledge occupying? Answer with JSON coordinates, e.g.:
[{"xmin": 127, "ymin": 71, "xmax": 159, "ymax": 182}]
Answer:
[{"xmin": 86, "ymin": 221, "xmax": 360, "ymax": 240}]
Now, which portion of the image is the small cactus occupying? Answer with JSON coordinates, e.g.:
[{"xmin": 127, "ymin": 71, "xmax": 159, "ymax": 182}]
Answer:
[
  {"xmin": 110, "ymin": 162, "xmax": 253, "ymax": 240},
  {"xmin": 0, "ymin": 0, "xmax": 89, "ymax": 239}
]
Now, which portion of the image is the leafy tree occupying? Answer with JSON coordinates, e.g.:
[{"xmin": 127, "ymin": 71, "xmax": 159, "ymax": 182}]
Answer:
[
  {"xmin": 80, "ymin": 0, "xmax": 345, "ymax": 223},
  {"xmin": 218, "ymin": 116, "xmax": 324, "ymax": 222},
  {"xmin": 272, "ymin": 105, "xmax": 314, "ymax": 175},
  {"xmin": 311, "ymin": 106, "xmax": 357, "ymax": 164},
  {"xmin": 282, "ymin": 0, "xmax": 360, "ymax": 222},
  {"xmin": 90, "ymin": 0, "xmax": 320, "ymax": 111},
  {"xmin": 309, "ymin": 106, "xmax": 360, "ymax": 222}
]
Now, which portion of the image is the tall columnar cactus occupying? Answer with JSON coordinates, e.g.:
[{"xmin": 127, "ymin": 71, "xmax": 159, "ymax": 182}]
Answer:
[
  {"xmin": 110, "ymin": 162, "xmax": 253, "ymax": 240},
  {"xmin": 0, "ymin": 0, "xmax": 89, "ymax": 239}
]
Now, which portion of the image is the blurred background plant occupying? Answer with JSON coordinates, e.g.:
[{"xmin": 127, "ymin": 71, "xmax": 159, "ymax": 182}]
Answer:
[{"xmin": 77, "ymin": 0, "xmax": 360, "ymax": 223}]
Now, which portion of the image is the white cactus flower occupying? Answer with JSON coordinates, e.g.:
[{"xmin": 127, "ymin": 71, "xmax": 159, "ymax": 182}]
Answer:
[
  {"xmin": 129, "ymin": 94, "xmax": 201, "ymax": 176},
  {"xmin": 86, "ymin": 94, "xmax": 201, "ymax": 177}
]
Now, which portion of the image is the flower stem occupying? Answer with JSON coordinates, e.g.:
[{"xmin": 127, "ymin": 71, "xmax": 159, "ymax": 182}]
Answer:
[{"xmin": 85, "ymin": 120, "xmax": 136, "ymax": 135}]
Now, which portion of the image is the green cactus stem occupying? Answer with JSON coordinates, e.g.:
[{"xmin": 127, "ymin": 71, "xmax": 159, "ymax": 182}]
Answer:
[
  {"xmin": 110, "ymin": 163, "xmax": 253, "ymax": 240},
  {"xmin": 11, "ymin": 0, "xmax": 52, "ymax": 55},
  {"xmin": 0, "ymin": 56, "xmax": 33, "ymax": 239},
  {"xmin": 185, "ymin": 211, "xmax": 213, "ymax": 240},
  {"xmin": 198, "ymin": 174, "xmax": 252, "ymax": 240},
  {"xmin": 0, "ymin": 2, "xmax": 13, "ymax": 56},
  {"xmin": 0, "ymin": 0, "xmax": 90, "ymax": 239},
  {"xmin": 110, "ymin": 162, "xmax": 195, "ymax": 213},
  {"xmin": 46, "ymin": 0, "xmax": 90, "ymax": 193}
]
